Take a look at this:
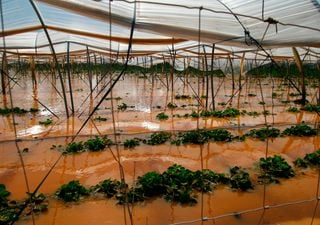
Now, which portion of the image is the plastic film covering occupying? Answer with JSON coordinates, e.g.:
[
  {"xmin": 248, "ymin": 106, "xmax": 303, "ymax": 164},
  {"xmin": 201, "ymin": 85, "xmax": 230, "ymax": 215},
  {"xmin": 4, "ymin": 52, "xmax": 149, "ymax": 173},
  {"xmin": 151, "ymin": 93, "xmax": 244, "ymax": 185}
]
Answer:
[{"xmin": 0, "ymin": 0, "xmax": 319, "ymax": 58}]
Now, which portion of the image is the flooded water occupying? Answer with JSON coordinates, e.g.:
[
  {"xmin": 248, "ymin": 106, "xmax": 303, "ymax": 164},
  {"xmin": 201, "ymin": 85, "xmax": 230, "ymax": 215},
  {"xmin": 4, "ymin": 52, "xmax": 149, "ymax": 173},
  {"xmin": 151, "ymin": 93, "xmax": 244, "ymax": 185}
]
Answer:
[{"xmin": 0, "ymin": 73, "xmax": 319, "ymax": 225}]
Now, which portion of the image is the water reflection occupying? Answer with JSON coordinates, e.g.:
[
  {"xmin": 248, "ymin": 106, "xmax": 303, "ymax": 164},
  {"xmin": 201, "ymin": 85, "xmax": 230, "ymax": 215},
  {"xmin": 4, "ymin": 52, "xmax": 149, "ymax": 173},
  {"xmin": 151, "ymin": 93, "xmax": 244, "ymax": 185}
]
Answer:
[{"xmin": 17, "ymin": 125, "xmax": 48, "ymax": 137}]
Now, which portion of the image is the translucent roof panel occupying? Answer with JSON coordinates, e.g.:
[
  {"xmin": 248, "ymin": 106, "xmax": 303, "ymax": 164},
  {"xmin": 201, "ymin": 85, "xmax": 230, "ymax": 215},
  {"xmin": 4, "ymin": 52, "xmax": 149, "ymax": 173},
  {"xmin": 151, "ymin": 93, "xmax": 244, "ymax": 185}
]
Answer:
[{"xmin": 0, "ymin": 0, "xmax": 319, "ymax": 58}]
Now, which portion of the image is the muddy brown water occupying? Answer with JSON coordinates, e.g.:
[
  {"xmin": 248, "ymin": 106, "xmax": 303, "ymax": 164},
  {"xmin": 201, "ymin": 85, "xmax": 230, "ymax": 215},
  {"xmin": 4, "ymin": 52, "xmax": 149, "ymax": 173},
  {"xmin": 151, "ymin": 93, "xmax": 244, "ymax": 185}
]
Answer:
[{"xmin": 0, "ymin": 74, "xmax": 319, "ymax": 224}]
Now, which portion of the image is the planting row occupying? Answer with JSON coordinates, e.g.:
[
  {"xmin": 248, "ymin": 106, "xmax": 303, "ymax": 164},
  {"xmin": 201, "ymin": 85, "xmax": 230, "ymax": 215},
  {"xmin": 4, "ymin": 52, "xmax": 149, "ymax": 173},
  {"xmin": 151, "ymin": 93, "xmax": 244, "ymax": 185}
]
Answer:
[
  {"xmin": 50, "ymin": 123, "xmax": 318, "ymax": 154},
  {"xmin": 2, "ymin": 150, "xmax": 320, "ymax": 224}
]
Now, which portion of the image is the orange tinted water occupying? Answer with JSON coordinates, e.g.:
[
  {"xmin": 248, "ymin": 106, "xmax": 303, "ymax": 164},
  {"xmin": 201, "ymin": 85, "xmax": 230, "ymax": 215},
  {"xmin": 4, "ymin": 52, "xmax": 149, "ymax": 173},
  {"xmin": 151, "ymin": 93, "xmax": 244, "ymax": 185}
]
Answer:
[{"xmin": 0, "ymin": 74, "xmax": 319, "ymax": 225}]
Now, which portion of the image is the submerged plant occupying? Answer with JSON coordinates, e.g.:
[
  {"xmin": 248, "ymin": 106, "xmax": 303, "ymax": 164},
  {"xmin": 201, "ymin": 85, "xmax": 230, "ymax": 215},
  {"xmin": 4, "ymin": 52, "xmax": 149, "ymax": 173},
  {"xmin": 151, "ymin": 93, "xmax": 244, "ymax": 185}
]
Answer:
[
  {"xmin": 56, "ymin": 180, "xmax": 89, "ymax": 202},
  {"xmin": 91, "ymin": 179, "xmax": 123, "ymax": 198},
  {"xmin": 167, "ymin": 102, "xmax": 177, "ymax": 109},
  {"xmin": 117, "ymin": 103, "xmax": 128, "ymax": 111},
  {"xmin": 144, "ymin": 132, "xmax": 171, "ymax": 145},
  {"xmin": 123, "ymin": 138, "xmax": 140, "ymax": 149},
  {"xmin": 84, "ymin": 136, "xmax": 112, "ymax": 152},
  {"xmin": 287, "ymin": 107, "xmax": 300, "ymax": 113},
  {"xmin": 39, "ymin": 118, "xmax": 53, "ymax": 126},
  {"xmin": 93, "ymin": 116, "xmax": 107, "ymax": 122},
  {"xmin": 156, "ymin": 112, "xmax": 169, "ymax": 120},
  {"xmin": 245, "ymin": 127, "xmax": 280, "ymax": 141},
  {"xmin": 229, "ymin": 167, "xmax": 253, "ymax": 191},
  {"xmin": 295, "ymin": 149, "xmax": 320, "ymax": 168},
  {"xmin": 173, "ymin": 129, "xmax": 232, "ymax": 145},
  {"xmin": 136, "ymin": 171, "xmax": 165, "ymax": 197},
  {"xmin": 162, "ymin": 164, "xmax": 197, "ymax": 205},
  {"xmin": 302, "ymin": 104, "xmax": 320, "ymax": 113},
  {"xmin": 258, "ymin": 155, "xmax": 295, "ymax": 184},
  {"xmin": 64, "ymin": 142, "xmax": 85, "ymax": 154},
  {"xmin": 282, "ymin": 123, "xmax": 317, "ymax": 136}
]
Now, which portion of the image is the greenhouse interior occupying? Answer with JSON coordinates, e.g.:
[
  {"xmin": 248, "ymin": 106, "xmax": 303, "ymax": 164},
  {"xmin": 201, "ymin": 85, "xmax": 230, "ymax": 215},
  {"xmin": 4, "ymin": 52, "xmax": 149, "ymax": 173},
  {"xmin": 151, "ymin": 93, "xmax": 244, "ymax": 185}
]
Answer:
[{"xmin": 0, "ymin": 0, "xmax": 320, "ymax": 225}]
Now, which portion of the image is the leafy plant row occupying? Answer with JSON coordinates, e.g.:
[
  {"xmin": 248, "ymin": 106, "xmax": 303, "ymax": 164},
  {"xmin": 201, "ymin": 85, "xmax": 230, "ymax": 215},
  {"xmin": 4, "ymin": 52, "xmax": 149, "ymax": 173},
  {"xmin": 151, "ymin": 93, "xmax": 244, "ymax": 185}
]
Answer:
[
  {"xmin": 51, "ymin": 124, "xmax": 318, "ymax": 155},
  {"xmin": 0, "ymin": 107, "xmax": 39, "ymax": 116},
  {"xmin": 54, "ymin": 151, "xmax": 317, "ymax": 205},
  {"xmin": 3, "ymin": 150, "xmax": 320, "ymax": 223},
  {"xmin": 0, "ymin": 184, "xmax": 48, "ymax": 224}
]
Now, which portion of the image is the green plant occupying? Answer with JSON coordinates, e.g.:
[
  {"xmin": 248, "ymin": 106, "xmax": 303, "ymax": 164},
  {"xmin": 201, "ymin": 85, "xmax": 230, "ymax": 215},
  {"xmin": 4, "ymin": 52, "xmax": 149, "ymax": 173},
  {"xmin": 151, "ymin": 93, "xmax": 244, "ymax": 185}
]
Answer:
[
  {"xmin": 246, "ymin": 127, "xmax": 280, "ymax": 141},
  {"xmin": 258, "ymin": 155, "xmax": 295, "ymax": 184},
  {"xmin": 136, "ymin": 171, "xmax": 165, "ymax": 197},
  {"xmin": 56, "ymin": 180, "xmax": 89, "ymax": 202},
  {"xmin": 189, "ymin": 111, "xmax": 199, "ymax": 118},
  {"xmin": 162, "ymin": 164, "xmax": 197, "ymax": 205},
  {"xmin": 91, "ymin": 179, "xmax": 122, "ymax": 197},
  {"xmin": 173, "ymin": 129, "xmax": 232, "ymax": 145},
  {"xmin": 175, "ymin": 94, "xmax": 191, "ymax": 99},
  {"xmin": 39, "ymin": 118, "xmax": 53, "ymax": 126},
  {"xmin": 303, "ymin": 104, "xmax": 320, "ymax": 113},
  {"xmin": 84, "ymin": 136, "xmax": 111, "ymax": 151},
  {"xmin": 29, "ymin": 108, "xmax": 39, "ymax": 113},
  {"xmin": 64, "ymin": 142, "xmax": 85, "ymax": 154},
  {"xmin": 229, "ymin": 167, "xmax": 253, "ymax": 191},
  {"xmin": 94, "ymin": 116, "xmax": 107, "ymax": 122},
  {"xmin": 156, "ymin": 112, "xmax": 169, "ymax": 120},
  {"xmin": 144, "ymin": 132, "xmax": 171, "ymax": 145},
  {"xmin": 123, "ymin": 138, "xmax": 140, "ymax": 149},
  {"xmin": 117, "ymin": 103, "xmax": 128, "ymax": 111},
  {"xmin": 167, "ymin": 102, "xmax": 177, "ymax": 109},
  {"xmin": 295, "ymin": 150, "xmax": 320, "ymax": 168},
  {"xmin": 287, "ymin": 107, "xmax": 300, "ymax": 113},
  {"xmin": 282, "ymin": 123, "xmax": 317, "ymax": 136}
]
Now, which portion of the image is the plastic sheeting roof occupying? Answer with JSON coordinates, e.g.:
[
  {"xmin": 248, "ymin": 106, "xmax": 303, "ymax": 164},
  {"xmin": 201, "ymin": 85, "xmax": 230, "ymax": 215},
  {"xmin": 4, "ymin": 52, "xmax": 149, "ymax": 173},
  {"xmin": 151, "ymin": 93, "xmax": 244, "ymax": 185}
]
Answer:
[{"xmin": 0, "ymin": 0, "xmax": 319, "ymax": 59}]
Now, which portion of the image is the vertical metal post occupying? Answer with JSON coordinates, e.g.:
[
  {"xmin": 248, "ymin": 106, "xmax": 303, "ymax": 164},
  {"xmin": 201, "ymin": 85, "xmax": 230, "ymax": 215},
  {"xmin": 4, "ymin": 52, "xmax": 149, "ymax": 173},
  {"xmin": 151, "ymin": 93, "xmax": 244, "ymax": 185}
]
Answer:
[{"xmin": 67, "ymin": 42, "xmax": 74, "ymax": 114}]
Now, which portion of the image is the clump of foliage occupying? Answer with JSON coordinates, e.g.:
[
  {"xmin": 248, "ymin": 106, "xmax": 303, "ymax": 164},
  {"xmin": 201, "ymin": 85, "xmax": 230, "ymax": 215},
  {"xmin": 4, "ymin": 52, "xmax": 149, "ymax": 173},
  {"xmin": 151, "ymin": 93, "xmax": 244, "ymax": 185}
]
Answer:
[
  {"xmin": 199, "ymin": 108, "xmax": 240, "ymax": 118},
  {"xmin": 167, "ymin": 102, "xmax": 177, "ymax": 109},
  {"xmin": 94, "ymin": 116, "xmax": 107, "ymax": 122},
  {"xmin": 287, "ymin": 107, "xmax": 300, "ymax": 113},
  {"xmin": 0, "ymin": 184, "xmax": 18, "ymax": 224},
  {"xmin": 294, "ymin": 149, "xmax": 320, "ymax": 168},
  {"xmin": 0, "ymin": 185, "xmax": 48, "ymax": 224},
  {"xmin": 144, "ymin": 132, "xmax": 171, "ymax": 145},
  {"xmin": 85, "ymin": 136, "xmax": 112, "ymax": 151},
  {"xmin": 175, "ymin": 94, "xmax": 191, "ymax": 100},
  {"xmin": 136, "ymin": 171, "xmax": 165, "ymax": 197},
  {"xmin": 258, "ymin": 155, "xmax": 295, "ymax": 184},
  {"xmin": 0, "ymin": 107, "xmax": 29, "ymax": 116},
  {"xmin": 39, "ymin": 118, "xmax": 53, "ymax": 126},
  {"xmin": 156, "ymin": 112, "xmax": 169, "ymax": 120},
  {"xmin": 56, "ymin": 180, "xmax": 89, "ymax": 202},
  {"xmin": 123, "ymin": 138, "xmax": 140, "ymax": 149},
  {"xmin": 162, "ymin": 164, "xmax": 197, "ymax": 205},
  {"xmin": 29, "ymin": 108, "xmax": 39, "ymax": 113},
  {"xmin": 282, "ymin": 123, "xmax": 317, "ymax": 136},
  {"xmin": 189, "ymin": 111, "xmax": 199, "ymax": 118},
  {"xmin": 245, "ymin": 111, "xmax": 261, "ymax": 117},
  {"xmin": 25, "ymin": 192, "xmax": 48, "ymax": 215},
  {"xmin": 245, "ymin": 127, "xmax": 280, "ymax": 141},
  {"xmin": 193, "ymin": 169, "xmax": 229, "ymax": 192},
  {"xmin": 172, "ymin": 129, "xmax": 233, "ymax": 145},
  {"xmin": 64, "ymin": 142, "xmax": 85, "ymax": 154},
  {"xmin": 229, "ymin": 167, "xmax": 253, "ymax": 191},
  {"xmin": 60, "ymin": 136, "xmax": 113, "ymax": 154},
  {"xmin": 91, "ymin": 179, "xmax": 123, "ymax": 198},
  {"xmin": 302, "ymin": 104, "xmax": 320, "ymax": 113},
  {"xmin": 117, "ymin": 103, "xmax": 128, "ymax": 111}
]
